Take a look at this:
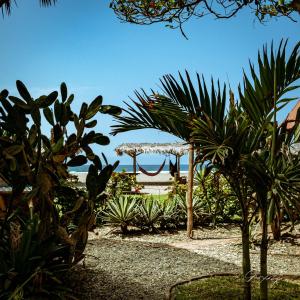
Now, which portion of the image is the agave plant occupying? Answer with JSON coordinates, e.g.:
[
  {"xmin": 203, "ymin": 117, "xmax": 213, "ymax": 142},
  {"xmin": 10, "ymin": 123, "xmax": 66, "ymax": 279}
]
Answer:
[
  {"xmin": 159, "ymin": 198, "xmax": 179, "ymax": 229},
  {"xmin": 135, "ymin": 197, "xmax": 161, "ymax": 231},
  {"xmin": 103, "ymin": 196, "xmax": 137, "ymax": 233},
  {"xmin": 174, "ymin": 193, "xmax": 209, "ymax": 225}
]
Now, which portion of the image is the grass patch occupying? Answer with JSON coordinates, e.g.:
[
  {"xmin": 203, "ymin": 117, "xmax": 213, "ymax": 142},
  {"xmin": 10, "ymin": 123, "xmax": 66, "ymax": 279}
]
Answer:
[
  {"xmin": 145, "ymin": 193, "xmax": 169, "ymax": 202},
  {"xmin": 173, "ymin": 275, "xmax": 300, "ymax": 299}
]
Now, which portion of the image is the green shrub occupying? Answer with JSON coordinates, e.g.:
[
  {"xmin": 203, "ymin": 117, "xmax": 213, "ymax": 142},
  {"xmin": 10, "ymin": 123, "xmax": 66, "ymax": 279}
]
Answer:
[
  {"xmin": 193, "ymin": 170, "xmax": 240, "ymax": 225},
  {"xmin": 0, "ymin": 214, "xmax": 72, "ymax": 299},
  {"xmin": 106, "ymin": 171, "xmax": 143, "ymax": 197}
]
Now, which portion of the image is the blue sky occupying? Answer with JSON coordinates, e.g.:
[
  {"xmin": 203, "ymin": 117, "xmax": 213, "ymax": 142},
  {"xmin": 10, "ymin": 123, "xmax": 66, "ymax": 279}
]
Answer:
[{"xmin": 0, "ymin": 0, "xmax": 299, "ymax": 165}]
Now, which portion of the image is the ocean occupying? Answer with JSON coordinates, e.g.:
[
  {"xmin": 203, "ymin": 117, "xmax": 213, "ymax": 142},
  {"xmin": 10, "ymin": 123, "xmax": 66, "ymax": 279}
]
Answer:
[{"xmin": 70, "ymin": 164, "xmax": 189, "ymax": 172}]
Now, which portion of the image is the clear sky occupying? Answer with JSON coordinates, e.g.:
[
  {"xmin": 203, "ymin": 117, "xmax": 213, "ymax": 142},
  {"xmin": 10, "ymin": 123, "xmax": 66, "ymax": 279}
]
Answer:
[{"xmin": 0, "ymin": 0, "xmax": 299, "ymax": 165}]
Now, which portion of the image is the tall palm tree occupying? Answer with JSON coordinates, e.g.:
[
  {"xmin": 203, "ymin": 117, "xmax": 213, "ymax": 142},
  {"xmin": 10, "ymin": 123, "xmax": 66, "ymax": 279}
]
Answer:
[
  {"xmin": 0, "ymin": 0, "xmax": 56, "ymax": 14},
  {"xmin": 112, "ymin": 71, "xmax": 226, "ymax": 237},
  {"xmin": 113, "ymin": 41, "xmax": 300, "ymax": 299},
  {"xmin": 238, "ymin": 40, "xmax": 300, "ymax": 300},
  {"xmin": 192, "ymin": 97, "xmax": 257, "ymax": 299},
  {"xmin": 193, "ymin": 40, "xmax": 300, "ymax": 300}
]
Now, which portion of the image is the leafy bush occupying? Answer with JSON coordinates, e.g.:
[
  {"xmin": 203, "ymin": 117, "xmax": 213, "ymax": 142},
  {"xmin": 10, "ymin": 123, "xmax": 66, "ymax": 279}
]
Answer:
[
  {"xmin": 0, "ymin": 81, "xmax": 120, "ymax": 298},
  {"xmin": 106, "ymin": 170, "xmax": 143, "ymax": 197},
  {"xmin": 194, "ymin": 171, "xmax": 241, "ymax": 224},
  {"xmin": 0, "ymin": 214, "xmax": 72, "ymax": 299}
]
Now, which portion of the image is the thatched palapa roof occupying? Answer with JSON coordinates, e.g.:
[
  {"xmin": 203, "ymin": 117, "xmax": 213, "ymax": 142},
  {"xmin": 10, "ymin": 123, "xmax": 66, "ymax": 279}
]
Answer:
[
  {"xmin": 285, "ymin": 99, "xmax": 300, "ymax": 130},
  {"xmin": 115, "ymin": 143, "xmax": 189, "ymax": 156}
]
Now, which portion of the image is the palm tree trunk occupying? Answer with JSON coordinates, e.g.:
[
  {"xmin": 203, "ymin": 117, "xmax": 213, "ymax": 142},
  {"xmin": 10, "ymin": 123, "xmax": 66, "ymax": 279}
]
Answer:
[
  {"xmin": 260, "ymin": 206, "xmax": 268, "ymax": 300},
  {"xmin": 186, "ymin": 143, "xmax": 194, "ymax": 238},
  {"xmin": 242, "ymin": 221, "xmax": 252, "ymax": 300},
  {"xmin": 227, "ymin": 176, "xmax": 252, "ymax": 299}
]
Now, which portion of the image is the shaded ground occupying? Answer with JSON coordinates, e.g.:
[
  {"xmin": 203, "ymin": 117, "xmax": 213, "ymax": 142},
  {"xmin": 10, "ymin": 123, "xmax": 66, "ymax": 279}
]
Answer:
[{"xmin": 69, "ymin": 226, "xmax": 300, "ymax": 300}]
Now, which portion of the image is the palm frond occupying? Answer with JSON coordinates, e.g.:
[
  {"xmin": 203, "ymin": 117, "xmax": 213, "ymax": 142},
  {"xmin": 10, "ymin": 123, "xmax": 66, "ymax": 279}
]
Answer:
[
  {"xmin": 1, "ymin": 0, "xmax": 57, "ymax": 14},
  {"xmin": 239, "ymin": 39, "xmax": 300, "ymax": 125},
  {"xmin": 112, "ymin": 71, "xmax": 226, "ymax": 142}
]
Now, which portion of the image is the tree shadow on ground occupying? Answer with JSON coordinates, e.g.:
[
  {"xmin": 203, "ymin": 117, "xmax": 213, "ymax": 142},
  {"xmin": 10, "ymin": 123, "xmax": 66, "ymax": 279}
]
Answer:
[{"xmin": 68, "ymin": 238, "xmax": 240, "ymax": 300}]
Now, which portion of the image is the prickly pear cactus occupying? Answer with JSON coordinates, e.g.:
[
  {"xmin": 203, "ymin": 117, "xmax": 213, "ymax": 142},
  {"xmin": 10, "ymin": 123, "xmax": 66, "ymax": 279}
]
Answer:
[{"xmin": 0, "ymin": 80, "xmax": 121, "ymax": 267}]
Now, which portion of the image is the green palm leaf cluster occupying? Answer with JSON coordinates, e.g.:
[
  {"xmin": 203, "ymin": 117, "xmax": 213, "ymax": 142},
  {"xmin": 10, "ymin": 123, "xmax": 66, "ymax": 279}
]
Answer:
[
  {"xmin": 192, "ymin": 40, "xmax": 300, "ymax": 300},
  {"xmin": 239, "ymin": 41, "xmax": 300, "ymax": 125},
  {"xmin": 112, "ymin": 71, "xmax": 226, "ymax": 142}
]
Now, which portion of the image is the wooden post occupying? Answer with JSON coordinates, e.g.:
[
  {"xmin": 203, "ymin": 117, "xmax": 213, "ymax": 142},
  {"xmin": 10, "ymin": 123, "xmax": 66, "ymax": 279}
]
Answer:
[
  {"xmin": 132, "ymin": 152, "xmax": 137, "ymax": 177},
  {"xmin": 186, "ymin": 143, "xmax": 194, "ymax": 238},
  {"xmin": 177, "ymin": 154, "xmax": 181, "ymax": 179}
]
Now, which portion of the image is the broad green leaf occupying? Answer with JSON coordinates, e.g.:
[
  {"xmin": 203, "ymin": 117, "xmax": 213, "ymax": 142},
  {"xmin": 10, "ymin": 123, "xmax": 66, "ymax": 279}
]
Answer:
[
  {"xmin": 16, "ymin": 80, "xmax": 32, "ymax": 104},
  {"xmin": 61, "ymin": 82, "xmax": 68, "ymax": 103},
  {"xmin": 86, "ymin": 96, "xmax": 103, "ymax": 120},
  {"xmin": 67, "ymin": 155, "xmax": 87, "ymax": 167},
  {"xmin": 43, "ymin": 107, "xmax": 55, "ymax": 126}
]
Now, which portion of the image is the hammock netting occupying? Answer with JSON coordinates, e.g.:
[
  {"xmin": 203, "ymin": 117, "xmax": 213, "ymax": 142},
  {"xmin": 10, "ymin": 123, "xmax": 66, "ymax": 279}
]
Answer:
[{"xmin": 138, "ymin": 159, "xmax": 166, "ymax": 176}]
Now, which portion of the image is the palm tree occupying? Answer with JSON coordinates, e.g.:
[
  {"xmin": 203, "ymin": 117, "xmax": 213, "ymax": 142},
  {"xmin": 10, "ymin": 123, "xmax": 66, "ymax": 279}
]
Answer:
[
  {"xmin": 192, "ymin": 96, "xmax": 257, "ymax": 299},
  {"xmin": 113, "ymin": 40, "xmax": 300, "ymax": 299},
  {"xmin": 193, "ymin": 40, "xmax": 300, "ymax": 300},
  {"xmin": 0, "ymin": 0, "xmax": 56, "ymax": 14},
  {"xmin": 238, "ymin": 40, "xmax": 300, "ymax": 300},
  {"xmin": 112, "ymin": 71, "xmax": 226, "ymax": 237}
]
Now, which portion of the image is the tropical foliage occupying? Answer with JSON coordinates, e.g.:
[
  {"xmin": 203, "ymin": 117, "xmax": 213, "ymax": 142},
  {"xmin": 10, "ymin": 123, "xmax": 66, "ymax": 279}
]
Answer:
[
  {"xmin": 112, "ymin": 40, "xmax": 300, "ymax": 299},
  {"xmin": 112, "ymin": 70, "xmax": 227, "ymax": 236},
  {"xmin": 106, "ymin": 170, "xmax": 143, "ymax": 197},
  {"xmin": 101, "ymin": 182, "xmax": 240, "ymax": 233},
  {"xmin": 0, "ymin": 81, "xmax": 121, "ymax": 298},
  {"xmin": 192, "ymin": 40, "xmax": 300, "ymax": 299}
]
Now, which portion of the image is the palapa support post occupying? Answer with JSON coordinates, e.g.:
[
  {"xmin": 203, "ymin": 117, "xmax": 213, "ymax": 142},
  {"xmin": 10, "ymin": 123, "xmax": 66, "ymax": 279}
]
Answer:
[
  {"xmin": 130, "ymin": 150, "xmax": 139, "ymax": 180},
  {"xmin": 133, "ymin": 151, "xmax": 137, "ymax": 175},
  {"xmin": 176, "ymin": 154, "xmax": 181, "ymax": 179},
  {"xmin": 186, "ymin": 143, "xmax": 194, "ymax": 238}
]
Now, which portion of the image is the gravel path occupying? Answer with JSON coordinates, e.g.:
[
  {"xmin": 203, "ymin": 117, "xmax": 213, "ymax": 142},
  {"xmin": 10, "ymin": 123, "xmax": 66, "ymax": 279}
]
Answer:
[{"xmin": 69, "ymin": 226, "xmax": 300, "ymax": 300}]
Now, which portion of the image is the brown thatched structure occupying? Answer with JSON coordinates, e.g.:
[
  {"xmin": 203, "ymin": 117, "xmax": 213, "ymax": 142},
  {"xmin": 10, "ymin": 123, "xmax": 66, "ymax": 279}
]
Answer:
[
  {"xmin": 115, "ymin": 142, "xmax": 188, "ymax": 177},
  {"xmin": 285, "ymin": 99, "xmax": 300, "ymax": 130}
]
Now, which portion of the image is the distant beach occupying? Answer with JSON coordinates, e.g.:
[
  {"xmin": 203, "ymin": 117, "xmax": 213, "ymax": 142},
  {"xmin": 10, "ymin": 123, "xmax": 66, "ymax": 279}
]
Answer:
[
  {"xmin": 69, "ymin": 164, "xmax": 190, "ymax": 173},
  {"xmin": 71, "ymin": 170, "xmax": 188, "ymax": 183},
  {"xmin": 70, "ymin": 164, "xmax": 189, "ymax": 195}
]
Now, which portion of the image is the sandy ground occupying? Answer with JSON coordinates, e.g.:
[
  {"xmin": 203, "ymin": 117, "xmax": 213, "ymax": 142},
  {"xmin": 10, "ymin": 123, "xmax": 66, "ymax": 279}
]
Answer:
[{"xmin": 71, "ymin": 171, "xmax": 188, "ymax": 195}]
